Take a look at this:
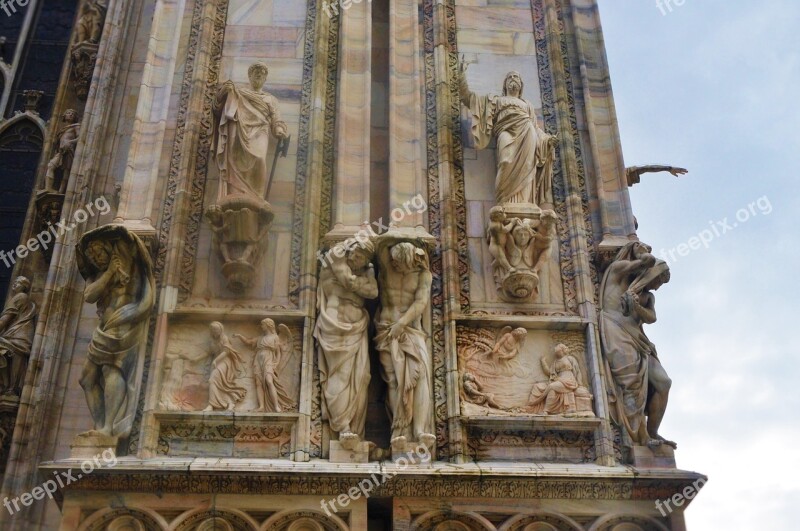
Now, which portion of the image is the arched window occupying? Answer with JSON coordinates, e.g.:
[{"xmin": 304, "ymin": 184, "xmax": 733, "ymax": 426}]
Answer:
[{"xmin": 0, "ymin": 114, "xmax": 44, "ymax": 301}]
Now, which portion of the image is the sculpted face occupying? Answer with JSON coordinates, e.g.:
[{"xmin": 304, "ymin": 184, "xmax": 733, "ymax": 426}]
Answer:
[
  {"xmin": 390, "ymin": 243, "xmax": 415, "ymax": 273},
  {"xmin": 554, "ymin": 344, "xmax": 569, "ymax": 358},
  {"xmin": 210, "ymin": 322, "xmax": 223, "ymax": 339},
  {"xmin": 503, "ymin": 71, "xmax": 523, "ymax": 97},
  {"xmin": 260, "ymin": 318, "xmax": 275, "ymax": 333},
  {"xmin": 512, "ymin": 225, "xmax": 532, "ymax": 247},
  {"xmin": 248, "ymin": 64, "xmax": 269, "ymax": 91},
  {"xmin": 12, "ymin": 277, "xmax": 29, "ymax": 294},
  {"xmin": 489, "ymin": 207, "xmax": 505, "ymax": 222},
  {"xmin": 63, "ymin": 109, "xmax": 78, "ymax": 124},
  {"xmin": 87, "ymin": 241, "xmax": 110, "ymax": 269},
  {"xmin": 347, "ymin": 248, "xmax": 370, "ymax": 272}
]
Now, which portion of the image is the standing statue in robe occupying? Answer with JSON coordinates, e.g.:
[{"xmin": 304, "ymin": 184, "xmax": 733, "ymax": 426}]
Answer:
[
  {"xmin": 599, "ymin": 242, "xmax": 675, "ymax": 449},
  {"xmin": 212, "ymin": 61, "xmax": 289, "ymax": 203},
  {"xmin": 374, "ymin": 236, "xmax": 435, "ymax": 451},
  {"xmin": 0, "ymin": 277, "xmax": 36, "ymax": 396},
  {"xmin": 458, "ymin": 62, "xmax": 558, "ymax": 209},
  {"xmin": 315, "ymin": 241, "xmax": 378, "ymax": 450},
  {"xmin": 235, "ymin": 319, "xmax": 296, "ymax": 413},
  {"xmin": 207, "ymin": 61, "xmax": 289, "ymax": 292},
  {"xmin": 77, "ymin": 225, "xmax": 154, "ymax": 439}
]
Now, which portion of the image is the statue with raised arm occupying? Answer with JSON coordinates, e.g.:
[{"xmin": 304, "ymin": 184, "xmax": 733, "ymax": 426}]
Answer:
[
  {"xmin": 0, "ymin": 277, "xmax": 36, "ymax": 397},
  {"xmin": 458, "ymin": 60, "xmax": 558, "ymax": 209},
  {"xmin": 76, "ymin": 225, "xmax": 154, "ymax": 439},
  {"xmin": 599, "ymin": 241, "xmax": 675, "ymax": 449},
  {"xmin": 234, "ymin": 319, "xmax": 296, "ymax": 413},
  {"xmin": 315, "ymin": 240, "xmax": 378, "ymax": 450},
  {"xmin": 374, "ymin": 234, "xmax": 435, "ymax": 451},
  {"xmin": 207, "ymin": 62, "xmax": 289, "ymax": 292},
  {"xmin": 625, "ymin": 165, "xmax": 688, "ymax": 187}
]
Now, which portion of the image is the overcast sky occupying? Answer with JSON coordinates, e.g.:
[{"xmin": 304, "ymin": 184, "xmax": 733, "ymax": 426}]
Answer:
[{"xmin": 599, "ymin": 0, "xmax": 799, "ymax": 528}]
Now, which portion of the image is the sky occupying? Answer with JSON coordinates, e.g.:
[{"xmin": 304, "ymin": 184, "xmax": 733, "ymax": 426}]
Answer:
[{"xmin": 599, "ymin": 0, "xmax": 800, "ymax": 528}]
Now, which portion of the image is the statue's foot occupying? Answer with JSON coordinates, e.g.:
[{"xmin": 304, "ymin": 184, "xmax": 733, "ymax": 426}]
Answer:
[
  {"xmin": 390, "ymin": 436, "xmax": 407, "ymax": 448},
  {"xmin": 254, "ymin": 407, "xmax": 266, "ymax": 412},
  {"xmin": 340, "ymin": 432, "xmax": 360, "ymax": 451},
  {"xmin": 657, "ymin": 435, "xmax": 677, "ymax": 449},
  {"xmin": 202, "ymin": 406, "xmax": 213, "ymax": 412},
  {"xmin": 417, "ymin": 433, "xmax": 436, "ymax": 451},
  {"xmin": 646, "ymin": 437, "xmax": 677, "ymax": 450}
]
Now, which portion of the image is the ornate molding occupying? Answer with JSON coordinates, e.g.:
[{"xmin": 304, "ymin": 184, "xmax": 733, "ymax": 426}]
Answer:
[{"xmin": 52, "ymin": 467, "xmax": 705, "ymax": 502}]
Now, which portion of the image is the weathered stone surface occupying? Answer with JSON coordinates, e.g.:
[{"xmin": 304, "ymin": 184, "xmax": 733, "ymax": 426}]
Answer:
[{"xmin": 0, "ymin": 1, "xmax": 706, "ymax": 529}]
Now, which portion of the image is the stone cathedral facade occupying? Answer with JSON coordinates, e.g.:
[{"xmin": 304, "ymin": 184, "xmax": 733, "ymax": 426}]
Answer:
[{"xmin": 0, "ymin": 0, "xmax": 706, "ymax": 530}]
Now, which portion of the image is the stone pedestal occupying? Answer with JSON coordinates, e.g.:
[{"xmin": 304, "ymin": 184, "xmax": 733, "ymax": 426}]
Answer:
[
  {"xmin": 390, "ymin": 439, "xmax": 433, "ymax": 464},
  {"xmin": 329, "ymin": 440, "xmax": 371, "ymax": 464},
  {"xmin": 70, "ymin": 42, "xmax": 99, "ymax": 100},
  {"xmin": 489, "ymin": 204, "xmax": 558, "ymax": 303},
  {"xmin": 70, "ymin": 432, "xmax": 117, "ymax": 460},
  {"xmin": 631, "ymin": 444, "xmax": 677, "ymax": 469},
  {"xmin": 206, "ymin": 194, "xmax": 275, "ymax": 293}
]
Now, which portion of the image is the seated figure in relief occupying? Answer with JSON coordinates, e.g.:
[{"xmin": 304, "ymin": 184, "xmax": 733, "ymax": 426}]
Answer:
[{"xmin": 528, "ymin": 343, "xmax": 593, "ymax": 417}]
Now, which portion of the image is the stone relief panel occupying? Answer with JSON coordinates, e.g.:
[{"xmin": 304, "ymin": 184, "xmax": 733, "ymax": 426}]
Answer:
[
  {"xmin": 159, "ymin": 319, "xmax": 300, "ymax": 413},
  {"xmin": 458, "ymin": 327, "xmax": 593, "ymax": 418}
]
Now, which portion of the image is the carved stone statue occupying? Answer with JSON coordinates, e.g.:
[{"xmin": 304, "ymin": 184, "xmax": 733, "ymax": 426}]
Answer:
[
  {"xmin": 204, "ymin": 322, "xmax": 246, "ymax": 412},
  {"xmin": 0, "ymin": 277, "xmax": 36, "ymax": 397},
  {"xmin": 599, "ymin": 242, "xmax": 675, "ymax": 449},
  {"xmin": 234, "ymin": 319, "xmax": 296, "ymax": 413},
  {"xmin": 213, "ymin": 62, "xmax": 288, "ymax": 202},
  {"xmin": 374, "ymin": 234, "xmax": 435, "ymax": 450},
  {"xmin": 487, "ymin": 207, "xmax": 557, "ymax": 301},
  {"xmin": 459, "ymin": 62, "xmax": 557, "ymax": 209},
  {"xmin": 43, "ymin": 109, "xmax": 80, "ymax": 194},
  {"xmin": 527, "ymin": 344, "xmax": 593, "ymax": 417},
  {"xmin": 206, "ymin": 62, "xmax": 289, "ymax": 292},
  {"xmin": 315, "ymin": 240, "xmax": 378, "ymax": 449},
  {"xmin": 75, "ymin": 0, "xmax": 106, "ymax": 44},
  {"xmin": 76, "ymin": 225, "xmax": 154, "ymax": 439}
]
